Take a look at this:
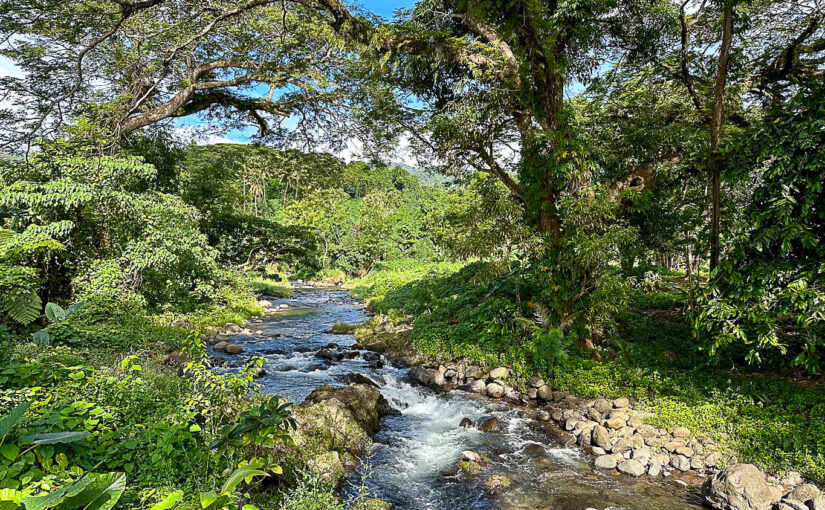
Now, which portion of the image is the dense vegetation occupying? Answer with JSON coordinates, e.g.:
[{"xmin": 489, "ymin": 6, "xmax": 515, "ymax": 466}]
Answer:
[{"xmin": 0, "ymin": 0, "xmax": 823, "ymax": 507}]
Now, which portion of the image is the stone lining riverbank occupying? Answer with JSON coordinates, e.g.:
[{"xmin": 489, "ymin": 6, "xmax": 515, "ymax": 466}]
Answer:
[{"xmin": 354, "ymin": 314, "xmax": 825, "ymax": 510}]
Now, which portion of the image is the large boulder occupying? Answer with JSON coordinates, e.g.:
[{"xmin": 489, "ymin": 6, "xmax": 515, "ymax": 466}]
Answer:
[
  {"xmin": 307, "ymin": 451, "xmax": 344, "ymax": 483},
  {"xmin": 302, "ymin": 383, "xmax": 392, "ymax": 435},
  {"xmin": 292, "ymin": 397, "xmax": 370, "ymax": 453},
  {"xmin": 702, "ymin": 464, "xmax": 780, "ymax": 510}
]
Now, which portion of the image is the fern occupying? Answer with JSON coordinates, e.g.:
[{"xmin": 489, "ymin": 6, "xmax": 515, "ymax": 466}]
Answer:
[{"xmin": 1, "ymin": 291, "xmax": 42, "ymax": 325}]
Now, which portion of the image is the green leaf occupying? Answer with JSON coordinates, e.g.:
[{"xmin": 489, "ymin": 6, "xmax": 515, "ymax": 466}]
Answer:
[
  {"xmin": 219, "ymin": 463, "xmax": 267, "ymax": 494},
  {"xmin": 64, "ymin": 302, "xmax": 83, "ymax": 317},
  {"xmin": 22, "ymin": 478, "xmax": 94, "ymax": 510},
  {"xmin": 198, "ymin": 492, "xmax": 217, "ymax": 509},
  {"xmin": 0, "ymin": 444, "xmax": 19, "ymax": 462},
  {"xmin": 44, "ymin": 303, "xmax": 66, "ymax": 323},
  {"xmin": 31, "ymin": 331, "xmax": 50, "ymax": 347},
  {"xmin": 148, "ymin": 490, "xmax": 182, "ymax": 510},
  {"xmin": 2, "ymin": 291, "xmax": 41, "ymax": 325},
  {"xmin": 19, "ymin": 432, "xmax": 89, "ymax": 445},
  {"xmin": 53, "ymin": 472, "xmax": 125, "ymax": 510},
  {"xmin": 189, "ymin": 424, "xmax": 201, "ymax": 433},
  {"xmin": 0, "ymin": 402, "xmax": 32, "ymax": 440}
]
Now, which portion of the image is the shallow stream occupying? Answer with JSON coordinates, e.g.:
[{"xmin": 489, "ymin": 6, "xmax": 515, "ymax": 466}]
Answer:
[{"xmin": 218, "ymin": 288, "xmax": 705, "ymax": 510}]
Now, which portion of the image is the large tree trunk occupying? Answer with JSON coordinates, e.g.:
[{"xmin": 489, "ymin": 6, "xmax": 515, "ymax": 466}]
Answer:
[{"xmin": 709, "ymin": 4, "xmax": 734, "ymax": 272}]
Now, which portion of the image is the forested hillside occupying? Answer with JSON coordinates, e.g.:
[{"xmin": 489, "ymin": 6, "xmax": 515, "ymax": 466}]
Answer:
[{"xmin": 0, "ymin": 0, "xmax": 823, "ymax": 509}]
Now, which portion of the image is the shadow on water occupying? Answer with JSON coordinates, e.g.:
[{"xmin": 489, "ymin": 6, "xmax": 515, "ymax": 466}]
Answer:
[{"xmin": 216, "ymin": 288, "xmax": 705, "ymax": 510}]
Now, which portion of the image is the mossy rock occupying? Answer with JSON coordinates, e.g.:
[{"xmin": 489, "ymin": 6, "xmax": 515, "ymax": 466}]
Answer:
[
  {"xmin": 303, "ymin": 383, "xmax": 392, "ymax": 435},
  {"xmin": 458, "ymin": 460, "xmax": 484, "ymax": 475},
  {"xmin": 330, "ymin": 323, "xmax": 358, "ymax": 334},
  {"xmin": 291, "ymin": 397, "xmax": 370, "ymax": 454},
  {"xmin": 307, "ymin": 451, "xmax": 344, "ymax": 483},
  {"xmin": 484, "ymin": 475, "xmax": 512, "ymax": 494}
]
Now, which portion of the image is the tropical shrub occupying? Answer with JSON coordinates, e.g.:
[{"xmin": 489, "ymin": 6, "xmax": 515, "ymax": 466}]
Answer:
[{"xmin": 698, "ymin": 79, "xmax": 825, "ymax": 372}]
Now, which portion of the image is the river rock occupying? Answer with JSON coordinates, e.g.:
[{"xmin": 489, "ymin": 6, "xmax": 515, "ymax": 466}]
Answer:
[
  {"xmin": 478, "ymin": 417, "xmax": 502, "ymax": 433},
  {"xmin": 586, "ymin": 407, "xmax": 602, "ymax": 421},
  {"xmin": 224, "ymin": 343, "xmax": 243, "ymax": 355},
  {"xmin": 224, "ymin": 323, "xmax": 243, "ymax": 335},
  {"xmin": 459, "ymin": 417, "xmax": 474, "ymax": 428},
  {"xmin": 778, "ymin": 500, "xmax": 810, "ymax": 510},
  {"xmin": 527, "ymin": 387, "xmax": 538, "ymax": 399},
  {"xmin": 536, "ymin": 385, "xmax": 553, "ymax": 401},
  {"xmin": 627, "ymin": 414, "xmax": 643, "ymax": 429},
  {"xmin": 465, "ymin": 366, "xmax": 482, "ymax": 379},
  {"xmin": 488, "ymin": 367, "xmax": 510, "ymax": 380},
  {"xmin": 316, "ymin": 348, "xmax": 341, "ymax": 362},
  {"xmin": 592, "ymin": 425, "xmax": 610, "ymax": 450},
  {"xmin": 484, "ymin": 475, "xmax": 511, "ymax": 494},
  {"xmin": 810, "ymin": 496, "xmax": 825, "ymax": 510},
  {"xmin": 606, "ymin": 417, "xmax": 626, "ymax": 429},
  {"xmin": 648, "ymin": 462, "xmax": 663, "ymax": 477},
  {"xmin": 675, "ymin": 446, "xmax": 694, "ymax": 457},
  {"xmin": 461, "ymin": 378, "xmax": 487, "ymax": 394},
  {"xmin": 409, "ymin": 366, "xmax": 445, "ymax": 388},
  {"xmin": 705, "ymin": 452, "xmax": 723, "ymax": 467},
  {"xmin": 702, "ymin": 464, "xmax": 780, "ymax": 510},
  {"xmin": 536, "ymin": 410, "xmax": 550, "ymax": 421},
  {"xmin": 618, "ymin": 459, "xmax": 646, "ymax": 477},
  {"xmin": 788, "ymin": 484, "xmax": 821, "ymax": 503},
  {"xmin": 521, "ymin": 443, "xmax": 546, "ymax": 457},
  {"xmin": 671, "ymin": 455, "xmax": 691, "ymax": 472},
  {"xmin": 593, "ymin": 398, "xmax": 613, "ymax": 414},
  {"xmin": 781, "ymin": 471, "xmax": 804, "ymax": 486},
  {"xmin": 613, "ymin": 397, "xmax": 630, "ymax": 408},
  {"xmin": 213, "ymin": 341, "xmax": 228, "ymax": 351},
  {"xmin": 664, "ymin": 440, "xmax": 685, "ymax": 453},
  {"xmin": 486, "ymin": 382, "xmax": 505, "ymax": 398},
  {"xmin": 528, "ymin": 376, "xmax": 545, "ymax": 388},
  {"xmin": 673, "ymin": 426, "xmax": 691, "ymax": 438},
  {"xmin": 461, "ymin": 450, "xmax": 482, "ymax": 463},
  {"xmin": 595, "ymin": 455, "xmax": 618, "ymax": 470}
]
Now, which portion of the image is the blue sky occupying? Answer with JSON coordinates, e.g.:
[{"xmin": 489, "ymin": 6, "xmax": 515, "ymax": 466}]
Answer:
[{"xmin": 357, "ymin": 0, "xmax": 417, "ymax": 20}]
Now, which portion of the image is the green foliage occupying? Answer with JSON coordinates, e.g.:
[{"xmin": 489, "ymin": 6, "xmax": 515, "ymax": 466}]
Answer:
[
  {"xmin": 698, "ymin": 79, "xmax": 825, "ymax": 372},
  {"xmin": 278, "ymin": 472, "xmax": 343, "ymax": 510},
  {"xmin": 1, "ymin": 152, "xmax": 227, "ymax": 311},
  {"xmin": 250, "ymin": 279, "xmax": 292, "ymax": 298}
]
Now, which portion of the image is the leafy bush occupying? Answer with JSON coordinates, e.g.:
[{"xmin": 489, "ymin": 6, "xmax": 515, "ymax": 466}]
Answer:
[{"xmin": 698, "ymin": 78, "xmax": 825, "ymax": 373}]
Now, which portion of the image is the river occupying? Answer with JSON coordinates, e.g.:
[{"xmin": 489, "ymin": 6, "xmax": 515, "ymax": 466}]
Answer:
[{"xmin": 218, "ymin": 288, "xmax": 705, "ymax": 510}]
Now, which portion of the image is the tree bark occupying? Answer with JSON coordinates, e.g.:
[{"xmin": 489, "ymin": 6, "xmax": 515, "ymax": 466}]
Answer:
[{"xmin": 709, "ymin": 3, "xmax": 733, "ymax": 273}]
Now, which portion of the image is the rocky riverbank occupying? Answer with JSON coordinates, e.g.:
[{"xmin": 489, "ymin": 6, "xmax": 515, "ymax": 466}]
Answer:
[{"xmin": 352, "ymin": 314, "xmax": 825, "ymax": 510}]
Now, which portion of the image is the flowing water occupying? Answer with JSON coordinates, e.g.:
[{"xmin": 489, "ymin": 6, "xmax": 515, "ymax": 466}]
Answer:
[{"xmin": 217, "ymin": 288, "xmax": 705, "ymax": 510}]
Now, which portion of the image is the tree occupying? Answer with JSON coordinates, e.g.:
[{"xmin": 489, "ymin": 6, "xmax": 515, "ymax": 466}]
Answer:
[
  {"xmin": 0, "ymin": 0, "xmax": 359, "ymax": 149},
  {"xmin": 304, "ymin": 0, "xmax": 669, "ymax": 239},
  {"xmin": 283, "ymin": 188, "xmax": 349, "ymax": 268}
]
